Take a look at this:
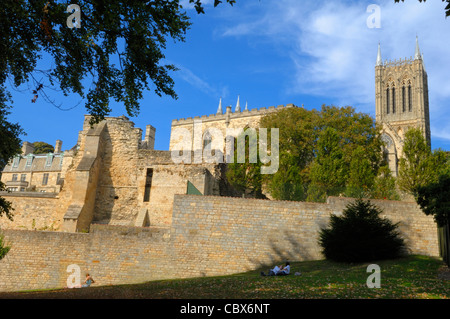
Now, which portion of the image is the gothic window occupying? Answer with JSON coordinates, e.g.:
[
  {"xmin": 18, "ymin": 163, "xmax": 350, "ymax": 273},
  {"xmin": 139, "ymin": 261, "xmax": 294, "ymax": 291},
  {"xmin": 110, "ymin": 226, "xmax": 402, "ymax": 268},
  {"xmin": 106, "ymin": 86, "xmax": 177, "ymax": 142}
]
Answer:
[
  {"xmin": 203, "ymin": 131, "xmax": 212, "ymax": 151},
  {"xmin": 386, "ymin": 88, "xmax": 390, "ymax": 114},
  {"xmin": 402, "ymin": 86, "xmax": 406, "ymax": 112},
  {"xmin": 392, "ymin": 87, "xmax": 396, "ymax": 113},
  {"xmin": 408, "ymin": 84, "xmax": 412, "ymax": 112},
  {"xmin": 381, "ymin": 133, "xmax": 394, "ymax": 149}
]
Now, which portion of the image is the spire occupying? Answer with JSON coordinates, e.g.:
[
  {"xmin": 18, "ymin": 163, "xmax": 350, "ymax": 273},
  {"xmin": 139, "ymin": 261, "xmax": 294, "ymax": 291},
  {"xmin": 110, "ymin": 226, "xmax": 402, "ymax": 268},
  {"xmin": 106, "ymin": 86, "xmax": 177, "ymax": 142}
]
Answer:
[
  {"xmin": 422, "ymin": 52, "xmax": 426, "ymax": 72},
  {"xmin": 235, "ymin": 95, "xmax": 241, "ymax": 112},
  {"xmin": 414, "ymin": 36, "xmax": 422, "ymax": 60},
  {"xmin": 217, "ymin": 97, "xmax": 223, "ymax": 114},
  {"xmin": 244, "ymin": 101, "xmax": 248, "ymax": 111},
  {"xmin": 376, "ymin": 42, "xmax": 383, "ymax": 66}
]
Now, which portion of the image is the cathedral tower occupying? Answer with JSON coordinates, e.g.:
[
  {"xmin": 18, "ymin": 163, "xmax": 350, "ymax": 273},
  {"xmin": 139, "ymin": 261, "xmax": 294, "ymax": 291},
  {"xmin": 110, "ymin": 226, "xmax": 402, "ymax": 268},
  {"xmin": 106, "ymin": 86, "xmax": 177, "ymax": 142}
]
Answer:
[{"xmin": 375, "ymin": 37, "xmax": 431, "ymax": 176}]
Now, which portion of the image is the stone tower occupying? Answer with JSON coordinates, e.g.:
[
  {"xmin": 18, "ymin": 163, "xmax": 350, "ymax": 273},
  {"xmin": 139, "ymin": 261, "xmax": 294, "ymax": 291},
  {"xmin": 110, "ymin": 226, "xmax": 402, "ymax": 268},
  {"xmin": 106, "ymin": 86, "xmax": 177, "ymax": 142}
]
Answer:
[{"xmin": 375, "ymin": 37, "xmax": 431, "ymax": 176}]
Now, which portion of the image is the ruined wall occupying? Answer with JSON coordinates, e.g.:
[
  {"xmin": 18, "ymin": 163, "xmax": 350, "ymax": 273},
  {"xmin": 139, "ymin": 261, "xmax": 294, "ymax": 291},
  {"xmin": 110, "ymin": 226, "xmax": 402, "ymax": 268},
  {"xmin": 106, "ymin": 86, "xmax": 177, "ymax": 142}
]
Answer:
[
  {"xmin": 135, "ymin": 150, "xmax": 221, "ymax": 226},
  {"xmin": 0, "ymin": 192, "xmax": 67, "ymax": 231},
  {"xmin": 0, "ymin": 195, "xmax": 439, "ymax": 292},
  {"xmin": 92, "ymin": 117, "xmax": 142, "ymax": 226}
]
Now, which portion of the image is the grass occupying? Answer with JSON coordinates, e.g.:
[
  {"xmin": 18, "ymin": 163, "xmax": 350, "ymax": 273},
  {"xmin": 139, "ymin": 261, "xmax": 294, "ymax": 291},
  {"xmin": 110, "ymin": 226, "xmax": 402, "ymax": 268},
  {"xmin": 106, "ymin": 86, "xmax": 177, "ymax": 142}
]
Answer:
[{"xmin": 0, "ymin": 255, "xmax": 448, "ymax": 299}]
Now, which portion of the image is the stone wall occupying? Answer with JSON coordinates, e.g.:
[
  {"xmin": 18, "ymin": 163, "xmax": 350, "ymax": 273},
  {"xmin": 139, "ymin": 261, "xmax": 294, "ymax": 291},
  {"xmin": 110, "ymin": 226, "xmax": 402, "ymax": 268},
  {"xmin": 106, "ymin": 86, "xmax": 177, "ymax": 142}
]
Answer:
[
  {"xmin": 0, "ymin": 192, "xmax": 69, "ymax": 231},
  {"xmin": 0, "ymin": 224, "xmax": 173, "ymax": 291},
  {"xmin": 0, "ymin": 195, "xmax": 439, "ymax": 292}
]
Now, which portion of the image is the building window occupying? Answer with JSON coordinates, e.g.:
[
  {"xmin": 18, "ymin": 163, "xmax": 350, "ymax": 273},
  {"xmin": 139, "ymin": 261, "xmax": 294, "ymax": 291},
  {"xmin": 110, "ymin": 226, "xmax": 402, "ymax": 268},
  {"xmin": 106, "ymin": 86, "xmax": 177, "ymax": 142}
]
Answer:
[
  {"xmin": 26, "ymin": 154, "xmax": 33, "ymax": 167},
  {"xmin": 42, "ymin": 173, "xmax": 49, "ymax": 186},
  {"xmin": 392, "ymin": 87, "xmax": 396, "ymax": 114},
  {"xmin": 45, "ymin": 154, "xmax": 53, "ymax": 167},
  {"xmin": 59, "ymin": 153, "xmax": 64, "ymax": 168},
  {"xmin": 203, "ymin": 132, "xmax": 212, "ymax": 151},
  {"xmin": 12, "ymin": 174, "xmax": 18, "ymax": 182},
  {"xmin": 402, "ymin": 86, "xmax": 406, "ymax": 112},
  {"xmin": 20, "ymin": 174, "xmax": 26, "ymax": 182},
  {"xmin": 12, "ymin": 156, "xmax": 20, "ymax": 168},
  {"xmin": 143, "ymin": 168, "xmax": 153, "ymax": 202},
  {"xmin": 408, "ymin": 85, "xmax": 412, "ymax": 111},
  {"xmin": 386, "ymin": 88, "xmax": 390, "ymax": 114}
]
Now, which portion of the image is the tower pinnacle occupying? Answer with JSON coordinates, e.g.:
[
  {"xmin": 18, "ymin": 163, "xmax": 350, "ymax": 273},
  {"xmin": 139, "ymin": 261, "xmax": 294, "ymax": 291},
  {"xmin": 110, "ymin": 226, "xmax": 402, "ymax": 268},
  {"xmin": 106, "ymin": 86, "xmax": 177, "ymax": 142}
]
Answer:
[
  {"xmin": 235, "ymin": 95, "xmax": 241, "ymax": 112},
  {"xmin": 414, "ymin": 36, "xmax": 422, "ymax": 60},
  {"xmin": 376, "ymin": 42, "xmax": 383, "ymax": 66},
  {"xmin": 217, "ymin": 97, "xmax": 223, "ymax": 114}
]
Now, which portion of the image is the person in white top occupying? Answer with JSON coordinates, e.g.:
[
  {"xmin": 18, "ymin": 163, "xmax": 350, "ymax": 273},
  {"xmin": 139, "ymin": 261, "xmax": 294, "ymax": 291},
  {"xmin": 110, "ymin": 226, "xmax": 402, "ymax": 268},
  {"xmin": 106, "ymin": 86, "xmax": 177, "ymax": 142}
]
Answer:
[
  {"xmin": 277, "ymin": 262, "xmax": 290, "ymax": 276},
  {"xmin": 261, "ymin": 262, "xmax": 290, "ymax": 276}
]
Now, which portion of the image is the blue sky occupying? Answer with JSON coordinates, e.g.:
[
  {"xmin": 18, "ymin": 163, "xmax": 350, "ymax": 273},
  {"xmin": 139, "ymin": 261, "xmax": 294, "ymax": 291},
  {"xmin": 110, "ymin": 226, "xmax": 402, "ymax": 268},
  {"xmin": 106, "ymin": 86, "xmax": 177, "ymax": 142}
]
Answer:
[{"xmin": 6, "ymin": 0, "xmax": 450, "ymax": 152}]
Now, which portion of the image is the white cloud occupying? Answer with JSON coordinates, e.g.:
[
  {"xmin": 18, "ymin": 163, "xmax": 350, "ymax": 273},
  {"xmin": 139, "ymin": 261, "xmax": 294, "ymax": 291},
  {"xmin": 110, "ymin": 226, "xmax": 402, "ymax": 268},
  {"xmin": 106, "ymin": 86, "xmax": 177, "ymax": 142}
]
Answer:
[
  {"xmin": 219, "ymin": 0, "xmax": 450, "ymax": 141},
  {"xmin": 174, "ymin": 64, "xmax": 230, "ymax": 100}
]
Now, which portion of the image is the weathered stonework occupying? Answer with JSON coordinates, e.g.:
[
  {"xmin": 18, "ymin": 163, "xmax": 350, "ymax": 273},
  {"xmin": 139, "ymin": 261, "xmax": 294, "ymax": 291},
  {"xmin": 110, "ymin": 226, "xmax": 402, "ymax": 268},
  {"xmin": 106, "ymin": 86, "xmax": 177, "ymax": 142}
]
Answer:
[
  {"xmin": 375, "ymin": 39, "xmax": 431, "ymax": 176},
  {"xmin": 0, "ymin": 40, "xmax": 440, "ymax": 292},
  {"xmin": 0, "ymin": 196, "xmax": 439, "ymax": 292}
]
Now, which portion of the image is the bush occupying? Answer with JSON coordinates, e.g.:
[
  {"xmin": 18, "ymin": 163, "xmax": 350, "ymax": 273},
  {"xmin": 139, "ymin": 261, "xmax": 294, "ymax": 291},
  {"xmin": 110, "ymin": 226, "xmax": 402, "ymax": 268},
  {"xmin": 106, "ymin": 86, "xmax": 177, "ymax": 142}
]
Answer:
[
  {"xmin": 319, "ymin": 199, "xmax": 406, "ymax": 263},
  {"xmin": 0, "ymin": 232, "xmax": 10, "ymax": 260}
]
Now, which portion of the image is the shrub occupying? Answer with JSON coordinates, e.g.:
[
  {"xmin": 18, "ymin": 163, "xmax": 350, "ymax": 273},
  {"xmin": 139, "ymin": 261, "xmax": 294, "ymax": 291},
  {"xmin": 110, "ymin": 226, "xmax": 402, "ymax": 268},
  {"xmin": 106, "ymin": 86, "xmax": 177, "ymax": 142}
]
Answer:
[
  {"xmin": 319, "ymin": 199, "xmax": 406, "ymax": 263},
  {"xmin": 0, "ymin": 232, "xmax": 11, "ymax": 260}
]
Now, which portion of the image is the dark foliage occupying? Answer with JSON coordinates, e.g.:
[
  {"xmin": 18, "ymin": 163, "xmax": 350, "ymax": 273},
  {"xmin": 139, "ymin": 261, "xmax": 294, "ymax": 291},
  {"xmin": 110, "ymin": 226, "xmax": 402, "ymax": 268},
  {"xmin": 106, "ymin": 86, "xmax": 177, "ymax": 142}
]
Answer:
[
  {"xmin": 319, "ymin": 199, "xmax": 406, "ymax": 263},
  {"xmin": 416, "ymin": 174, "xmax": 450, "ymax": 228}
]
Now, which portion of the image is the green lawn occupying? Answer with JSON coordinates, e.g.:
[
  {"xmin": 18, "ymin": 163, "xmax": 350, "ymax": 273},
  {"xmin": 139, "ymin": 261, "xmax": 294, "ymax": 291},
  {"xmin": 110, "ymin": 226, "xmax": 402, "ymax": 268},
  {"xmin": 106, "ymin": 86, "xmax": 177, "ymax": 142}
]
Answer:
[{"xmin": 1, "ymin": 255, "xmax": 448, "ymax": 299}]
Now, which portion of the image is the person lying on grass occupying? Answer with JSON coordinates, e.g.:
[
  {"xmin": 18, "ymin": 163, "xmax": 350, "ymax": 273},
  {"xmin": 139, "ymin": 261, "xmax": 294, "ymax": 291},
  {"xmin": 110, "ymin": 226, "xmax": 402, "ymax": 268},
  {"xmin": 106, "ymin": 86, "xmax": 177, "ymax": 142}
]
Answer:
[{"xmin": 261, "ymin": 262, "xmax": 290, "ymax": 276}]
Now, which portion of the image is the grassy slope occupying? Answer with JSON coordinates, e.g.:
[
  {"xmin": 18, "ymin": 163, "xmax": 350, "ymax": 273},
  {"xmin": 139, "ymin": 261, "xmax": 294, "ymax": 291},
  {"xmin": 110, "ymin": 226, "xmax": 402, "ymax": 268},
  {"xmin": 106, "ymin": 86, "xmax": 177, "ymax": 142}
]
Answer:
[{"xmin": 0, "ymin": 255, "xmax": 448, "ymax": 299}]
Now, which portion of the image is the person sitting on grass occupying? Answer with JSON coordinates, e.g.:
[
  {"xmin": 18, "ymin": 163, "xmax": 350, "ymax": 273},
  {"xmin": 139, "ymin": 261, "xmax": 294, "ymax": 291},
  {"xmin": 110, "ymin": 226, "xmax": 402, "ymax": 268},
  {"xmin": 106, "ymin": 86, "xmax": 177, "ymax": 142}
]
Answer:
[
  {"xmin": 81, "ymin": 273, "xmax": 95, "ymax": 287},
  {"xmin": 261, "ymin": 262, "xmax": 290, "ymax": 276},
  {"xmin": 276, "ymin": 262, "xmax": 290, "ymax": 276}
]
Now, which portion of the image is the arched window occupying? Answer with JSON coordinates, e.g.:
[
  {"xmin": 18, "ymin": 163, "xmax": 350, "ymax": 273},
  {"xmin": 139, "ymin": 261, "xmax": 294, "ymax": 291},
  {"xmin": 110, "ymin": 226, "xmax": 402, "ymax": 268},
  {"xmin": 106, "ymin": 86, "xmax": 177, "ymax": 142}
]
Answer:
[
  {"xmin": 392, "ymin": 86, "xmax": 396, "ymax": 113},
  {"xmin": 402, "ymin": 86, "xmax": 406, "ymax": 112},
  {"xmin": 386, "ymin": 87, "xmax": 390, "ymax": 114},
  {"xmin": 203, "ymin": 131, "xmax": 212, "ymax": 151},
  {"xmin": 408, "ymin": 83, "xmax": 412, "ymax": 112}
]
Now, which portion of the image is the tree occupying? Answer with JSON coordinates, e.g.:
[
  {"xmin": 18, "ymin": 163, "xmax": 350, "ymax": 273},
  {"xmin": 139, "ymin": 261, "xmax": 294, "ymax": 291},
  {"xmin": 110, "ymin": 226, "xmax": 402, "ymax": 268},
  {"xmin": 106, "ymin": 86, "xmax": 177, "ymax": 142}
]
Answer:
[
  {"xmin": 0, "ymin": 232, "xmax": 11, "ymax": 261},
  {"xmin": 319, "ymin": 199, "xmax": 406, "ymax": 263},
  {"xmin": 308, "ymin": 127, "xmax": 347, "ymax": 201},
  {"xmin": 1, "ymin": 0, "xmax": 236, "ymax": 124},
  {"xmin": 1, "ymin": 0, "xmax": 235, "ymax": 220},
  {"xmin": 225, "ymin": 130, "xmax": 264, "ymax": 198},
  {"xmin": 0, "ymin": 104, "xmax": 23, "ymax": 221},
  {"xmin": 416, "ymin": 174, "xmax": 450, "ymax": 227},
  {"xmin": 346, "ymin": 146, "xmax": 376, "ymax": 198},
  {"xmin": 255, "ymin": 105, "xmax": 384, "ymax": 202},
  {"xmin": 371, "ymin": 165, "xmax": 400, "ymax": 201},
  {"xmin": 394, "ymin": 0, "xmax": 450, "ymax": 18},
  {"xmin": 260, "ymin": 107, "xmax": 318, "ymax": 201},
  {"xmin": 32, "ymin": 141, "xmax": 54, "ymax": 154},
  {"xmin": 397, "ymin": 127, "xmax": 447, "ymax": 196}
]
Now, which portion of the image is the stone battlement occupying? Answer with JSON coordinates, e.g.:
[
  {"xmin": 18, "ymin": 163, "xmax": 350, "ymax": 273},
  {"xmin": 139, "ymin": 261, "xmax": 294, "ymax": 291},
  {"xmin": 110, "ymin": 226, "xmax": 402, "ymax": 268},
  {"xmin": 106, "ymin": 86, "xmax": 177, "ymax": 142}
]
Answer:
[{"xmin": 171, "ymin": 103, "xmax": 297, "ymax": 126}]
